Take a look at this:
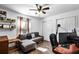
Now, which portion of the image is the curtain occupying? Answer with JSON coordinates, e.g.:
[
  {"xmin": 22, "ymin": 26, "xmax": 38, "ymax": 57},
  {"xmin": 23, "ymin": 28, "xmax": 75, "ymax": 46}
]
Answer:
[{"xmin": 17, "ymin": 17, "xmax": 30, "ymax": 35}]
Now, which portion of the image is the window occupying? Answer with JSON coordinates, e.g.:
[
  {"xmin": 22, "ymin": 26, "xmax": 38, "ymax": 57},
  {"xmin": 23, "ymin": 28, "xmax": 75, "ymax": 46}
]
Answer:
[{"xmin": 17, "ymin": 17, "xmax": 31, "ymax": 34}]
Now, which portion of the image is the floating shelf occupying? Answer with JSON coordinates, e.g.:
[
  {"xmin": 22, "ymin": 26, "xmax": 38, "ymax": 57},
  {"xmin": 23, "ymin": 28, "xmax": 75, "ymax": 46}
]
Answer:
[
  {"xmin": 0, "ymin": 10, "xmax": 16, "ymax": 31},
  {"xmin": 0, "ymin": 25, "xmax": 16, "ymax": 30},
  {"xmin": 0, "ymin": 19, "xmax": 15, "ymax": 23}
]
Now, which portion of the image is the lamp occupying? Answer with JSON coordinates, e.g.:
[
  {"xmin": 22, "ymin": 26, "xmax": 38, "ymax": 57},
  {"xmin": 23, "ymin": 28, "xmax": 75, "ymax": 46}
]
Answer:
[
  {"xmin": 56, "ymin": 24, "xmax": 69, "ymax": 43},
  {"xmin": 57, "ymin": 24, "xmax": 68, "ymax": 33},
  {"xmin": 56, "ymin": 24, "xmax": 68, "ymax": 38},
  {"xmin": 56, "ymin": 24, "xmax": 61, "ymax": 35},
  {"xmin": 57, "ymin": 24, "xmax": 61, "ymax": 27},
  {"xmin": 56, "ymin": 24, "xmax": 61, "ymax": 42}
]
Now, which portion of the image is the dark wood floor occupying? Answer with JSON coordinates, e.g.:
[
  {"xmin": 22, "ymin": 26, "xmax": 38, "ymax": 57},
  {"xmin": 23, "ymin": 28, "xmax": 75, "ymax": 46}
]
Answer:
[{"xmin": 9, "ymin": 40, "xmax": 53, "ymax": 54}]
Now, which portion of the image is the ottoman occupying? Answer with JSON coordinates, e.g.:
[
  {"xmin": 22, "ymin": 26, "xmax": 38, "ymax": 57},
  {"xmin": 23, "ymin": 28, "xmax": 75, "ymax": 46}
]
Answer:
[{"xmin": 19, "ymin": 40, "xmax": 36, "ymax": 53}]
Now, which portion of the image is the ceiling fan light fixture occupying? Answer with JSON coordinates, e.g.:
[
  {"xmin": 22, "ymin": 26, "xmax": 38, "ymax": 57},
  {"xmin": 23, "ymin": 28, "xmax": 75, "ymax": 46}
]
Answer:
[{"xmin": 29, "ymin": 4, "xmax": 50, "ymax": 15}]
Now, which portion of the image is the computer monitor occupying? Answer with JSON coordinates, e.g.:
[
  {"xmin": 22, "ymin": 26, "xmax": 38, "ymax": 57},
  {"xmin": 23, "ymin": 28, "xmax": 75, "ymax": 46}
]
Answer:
[{"xmin": 59, "ymin": 32, "xmax": 72, "ymax": 44}]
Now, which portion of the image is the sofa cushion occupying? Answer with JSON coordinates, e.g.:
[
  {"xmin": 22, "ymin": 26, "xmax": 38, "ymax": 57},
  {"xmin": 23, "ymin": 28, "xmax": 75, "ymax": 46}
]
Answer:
[
  {"xmin": 31, "ymin": 37, "xmax": 42, "ymax": 40},
  {"xmin": 21, "ymin": 40, "xmax": 36, "ymax": 47},
  {"xmin": 26, "ymin": 33, "xmax": 32, "ymax": 39},
  {"xmin": 20, "ymin": 34, "xmax": 26, "ymax": 40},
  {"xmin": 34, "ymin": 32, "xmax": 39, "ymax": 37},
  {"xmin": 31, "ymin": 33, "xmax": 35, "ymax": 38}
]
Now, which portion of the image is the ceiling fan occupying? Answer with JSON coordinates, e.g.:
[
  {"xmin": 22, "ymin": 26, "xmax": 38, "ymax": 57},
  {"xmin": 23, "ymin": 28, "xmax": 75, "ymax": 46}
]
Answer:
[{"xmin": 29, "ymin": 4, "xmax": 50, "ymax": 14}]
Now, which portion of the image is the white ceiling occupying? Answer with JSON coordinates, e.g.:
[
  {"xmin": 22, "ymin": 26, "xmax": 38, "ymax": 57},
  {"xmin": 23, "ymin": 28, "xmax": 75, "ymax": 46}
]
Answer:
[{"xmin": 0, "ymin": 4, "xmax": 79, "ymax": 18}]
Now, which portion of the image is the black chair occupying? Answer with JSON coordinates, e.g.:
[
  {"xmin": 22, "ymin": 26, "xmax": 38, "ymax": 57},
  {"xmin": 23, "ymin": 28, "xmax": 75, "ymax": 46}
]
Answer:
[
  {"xmin": 49, "ymin": 33, "xmax": 62, "ymax": 53},
  {"xmin": 49, "ymin": 33, "xmax": 58, "ymax": 49}
]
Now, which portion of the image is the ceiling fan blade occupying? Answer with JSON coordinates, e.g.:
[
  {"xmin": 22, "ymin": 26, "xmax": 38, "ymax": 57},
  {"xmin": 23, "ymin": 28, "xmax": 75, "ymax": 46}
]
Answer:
[
  {"xmin": 36, "ymin": 4, "xmax": 42, "ymax": 12},
  {"xmin": 42, "ymin": 11, "xmax": 46, "ymax": 14},
  {"xmin": 36, "ymin": 4, "xmax": 39, "ymax": 9},
  {"xmin": 42, "ymin": 7, "xmax": 50, "ymax": 10},
  {"xmin": 39, "ymin": 6, "xmax": 42, "ymax": 11}
]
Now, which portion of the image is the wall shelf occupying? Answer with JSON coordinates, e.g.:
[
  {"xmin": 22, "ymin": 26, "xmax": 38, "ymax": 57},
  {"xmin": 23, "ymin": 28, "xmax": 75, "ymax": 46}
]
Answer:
[
  {"xmin": 0, "ymin": 19, "xmax": 15, "ymax": 23},
  {"xmin": 0, "ymin": 10, "xmax": 16, "ymax": 31},
  {"xmin": 0, "ymin": 25, "xmax": 16, "ymax": 30}
]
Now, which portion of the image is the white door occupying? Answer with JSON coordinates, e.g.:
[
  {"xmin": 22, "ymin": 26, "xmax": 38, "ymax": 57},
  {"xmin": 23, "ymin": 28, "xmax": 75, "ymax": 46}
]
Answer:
[{"xmin": 42, "ymin": 20, "xmax": 53, "ymax": 41}]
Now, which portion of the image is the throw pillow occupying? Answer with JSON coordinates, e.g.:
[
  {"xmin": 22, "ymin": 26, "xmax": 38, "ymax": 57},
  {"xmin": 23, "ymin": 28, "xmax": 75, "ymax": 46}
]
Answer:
[{"xmin": 31, "ymin": 34, "xmax": 35, "ymax": 38}]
